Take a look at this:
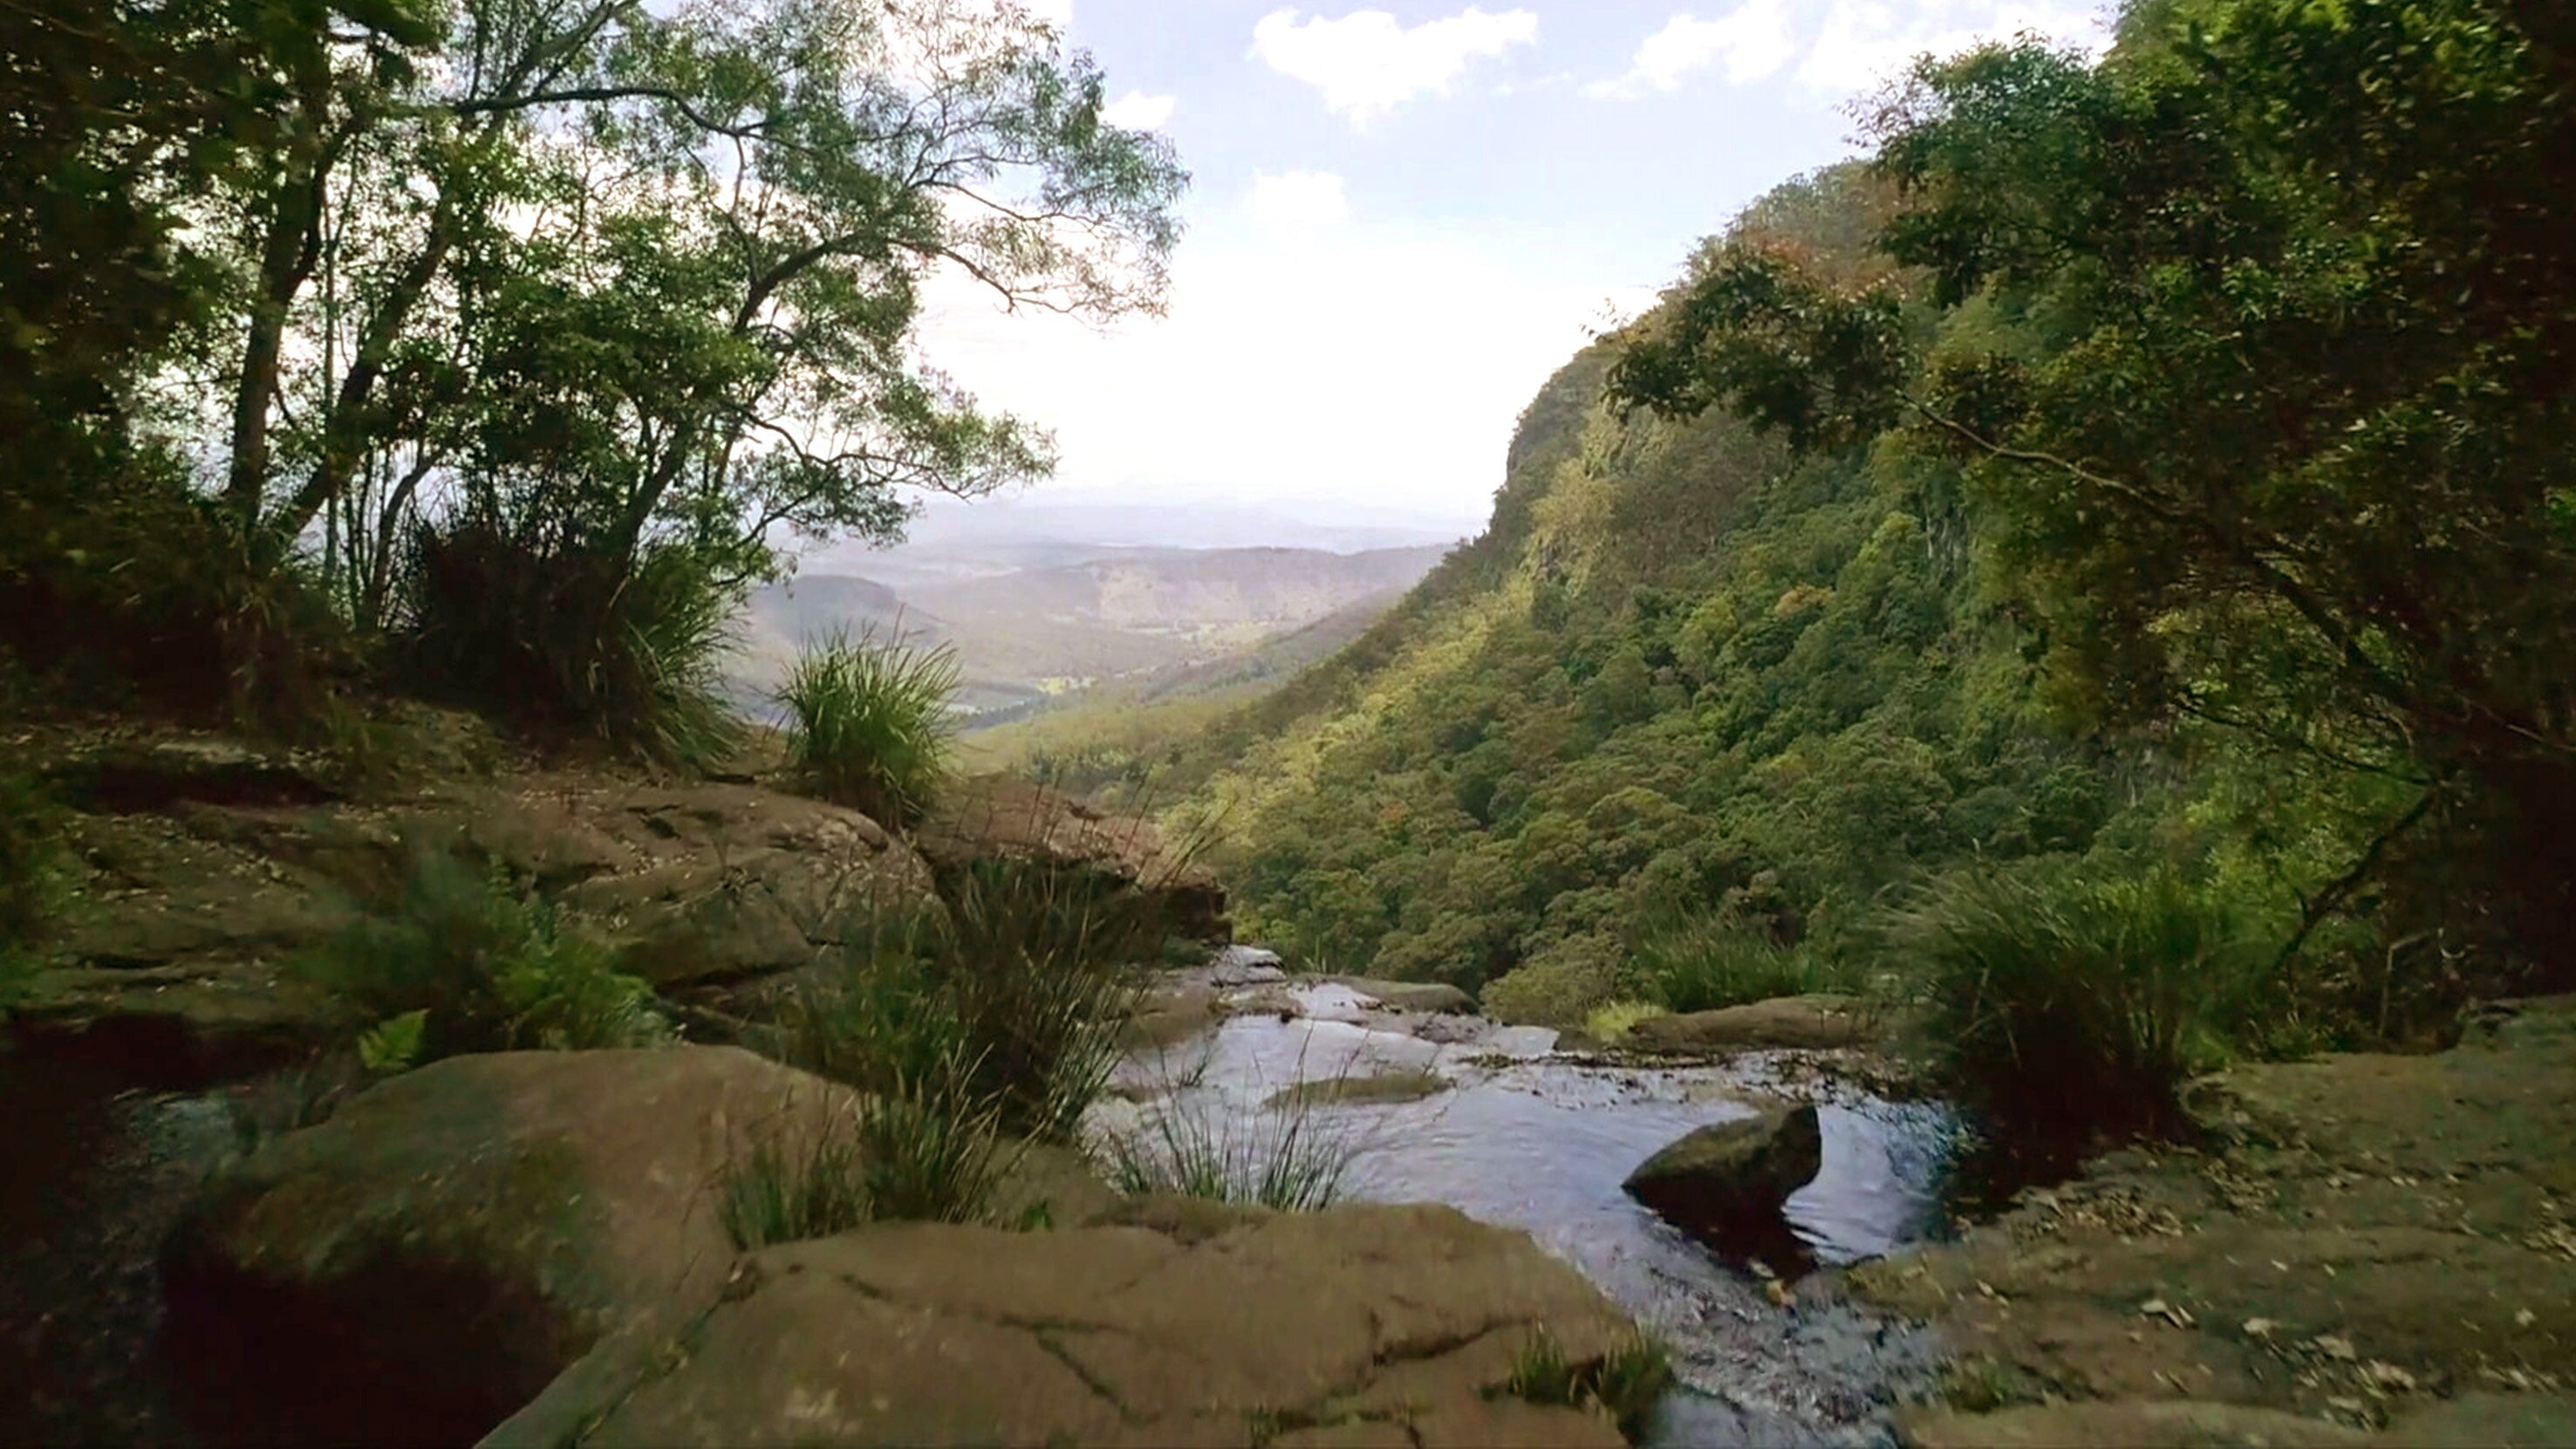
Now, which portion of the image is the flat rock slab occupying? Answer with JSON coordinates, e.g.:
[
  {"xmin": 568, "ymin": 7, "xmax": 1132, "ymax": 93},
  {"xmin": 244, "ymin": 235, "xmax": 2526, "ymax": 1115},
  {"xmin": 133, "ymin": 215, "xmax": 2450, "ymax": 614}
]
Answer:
[
  {"xmin": 1856, "ymin": 995, "xmax": 2576, "ymax": 1431},
  {"xmin": 1329, "ymin": 976, "xmax": 1477, "ymax": 1015},
  {"xmin": 1623, "ymin": 995, "xmax": 1879, "ymax": 1055},
  {"xmin": 489, "ymin": 1202, "xmax": 1639, "ymax": 1449}
]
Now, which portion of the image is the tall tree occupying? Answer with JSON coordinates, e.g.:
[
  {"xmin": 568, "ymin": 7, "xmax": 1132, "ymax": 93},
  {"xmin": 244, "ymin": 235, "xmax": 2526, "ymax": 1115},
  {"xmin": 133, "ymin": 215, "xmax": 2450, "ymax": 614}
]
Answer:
[{"xmin": 1610, "ymin": 0, "xmax": 2576, "ymax": 957}]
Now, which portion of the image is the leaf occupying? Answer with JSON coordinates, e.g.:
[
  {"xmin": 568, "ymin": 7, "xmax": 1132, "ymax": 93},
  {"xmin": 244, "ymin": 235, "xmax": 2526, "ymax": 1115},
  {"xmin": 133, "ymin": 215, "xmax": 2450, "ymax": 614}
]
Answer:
[{"xmin": 359, "ymin": 1008, "xmax": 429, "ymax": 1074}]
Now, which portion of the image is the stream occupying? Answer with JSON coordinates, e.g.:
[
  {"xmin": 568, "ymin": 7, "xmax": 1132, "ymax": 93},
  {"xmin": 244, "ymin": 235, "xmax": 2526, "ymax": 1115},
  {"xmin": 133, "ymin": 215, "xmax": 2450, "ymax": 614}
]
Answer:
[
  {"xmin": 1, "ymin": 974, "xmax": 1962, "ymax": 1447},
  {"xmin": 1097, "ymin": 976, "xmax": 1964, "ymax": 1446}
]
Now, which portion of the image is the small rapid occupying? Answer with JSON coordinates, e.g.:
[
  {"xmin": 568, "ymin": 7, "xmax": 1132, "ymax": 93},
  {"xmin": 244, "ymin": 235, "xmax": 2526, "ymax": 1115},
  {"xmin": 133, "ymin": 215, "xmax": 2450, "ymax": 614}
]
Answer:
[{"xmin": 1097, "ymin": 977, "xmax": 1964, "ymax": 1445}]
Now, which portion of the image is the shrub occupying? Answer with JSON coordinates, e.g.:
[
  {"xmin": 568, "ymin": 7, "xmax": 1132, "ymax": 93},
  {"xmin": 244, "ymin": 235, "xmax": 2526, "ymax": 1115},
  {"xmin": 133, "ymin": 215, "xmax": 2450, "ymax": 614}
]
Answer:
[
  {"xmin": 1888, "ymin": 858, "xmax": 2268, "ymax": 1143},
  {"xmin": 776, "ymin": 626, "xmax": 960, "ymax": 828},
  {"xmin": 399, "ymin": 523, "xmax": 741, "ymax": 765},
  {"xmin": 1494, "ymin": 1329, "xmax": 1671, "ymax": 1442},
  {"xmin": 1632, "ymin": 908, "xmax": 1854, "ymax": 1014},
  {"xmin": 0, "ymin": 460, "xmax": 355, "ymax": 729},
  {"xmin": 780, "ymin": 858, "xmax": 1148, "ymax": 1145},
  {"xmin": 304, "ymin": 846, "xmax": 670, "ymax": 1061},
  {"xmin": 720, "ymin": 1062, "xmax": 1008, "ymax": 1247}
]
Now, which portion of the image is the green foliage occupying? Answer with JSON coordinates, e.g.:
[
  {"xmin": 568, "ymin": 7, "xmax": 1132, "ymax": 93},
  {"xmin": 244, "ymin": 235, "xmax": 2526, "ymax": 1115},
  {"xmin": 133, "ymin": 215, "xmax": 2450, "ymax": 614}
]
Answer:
[
  {"xmin": 719, "ymin": 1069, "xmax": 1008, "ymax": 1248},
  {"xmin": 1609, "ymin": 2, "xmax": 2576, "ymax": 973},
  {"xmin": 1631, "ymin": 910, "xmax": 1857, "ymax": 1014},
  {"xmin": 1888, "ymin": 858, "xmax": 2271, "ymax": 1142},
  {"xmin": 356, "ymin": 1010, "xmax": 428, "ymax": 1074},
  {"xmin": 777, "ymin": 627, "xmax": 961, "ymax": 826},
  {"xmin": 1494, "ymin": 1329, "xmax": 1672, "ymax": 1443},
  {"xmin": 781, "ymin": 859, "xmax": 1146, "ymax": 1145},
  {"xmin": 1096, "ymin": 1096, "xmax": 1357, "ymax": 1212},
  {"xmin": 305, "ymin": 847, "xmax": 670, "ymax": 1061},
  {"xmin": 399, "ymin": 524, "xmax": 741, "ymax": 765}
]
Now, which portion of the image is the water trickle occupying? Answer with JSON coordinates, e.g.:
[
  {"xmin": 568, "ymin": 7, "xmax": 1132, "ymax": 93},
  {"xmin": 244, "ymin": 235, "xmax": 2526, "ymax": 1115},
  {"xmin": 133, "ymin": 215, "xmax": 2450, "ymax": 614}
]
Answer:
[{"xmin": 1102, "ymin": 989, "xmax": 1965, "ymax": 1444}]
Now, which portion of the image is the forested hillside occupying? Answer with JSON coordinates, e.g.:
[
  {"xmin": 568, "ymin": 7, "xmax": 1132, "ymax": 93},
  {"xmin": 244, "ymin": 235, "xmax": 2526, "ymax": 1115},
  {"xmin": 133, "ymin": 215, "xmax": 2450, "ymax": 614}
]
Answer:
[
  {"xmin": 1176, "ymin": 0, "xmax": 2576, "ymax": 1060},
  {"xmin": 1177, "ymin": 170, "xmax": 2133, "ymax": 1021}
]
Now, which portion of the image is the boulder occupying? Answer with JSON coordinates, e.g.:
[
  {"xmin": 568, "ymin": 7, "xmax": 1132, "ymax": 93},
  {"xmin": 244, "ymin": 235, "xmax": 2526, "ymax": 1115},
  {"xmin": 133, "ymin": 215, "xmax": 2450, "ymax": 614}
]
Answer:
[
  {"xmin": 487, "ymin": 1202, "xmax": 1643, "ymax": 1449},
  {"xmin": 1622, "ymin": 1104, "xmax": 1821, "ymax": 1267},
  {"xmin": 1623, "ymin": 995, "xmax": 1878, "ymax": 1055},
  {"xmin": 1212, "ymin": 943, "xmax": 1288, "ymax": 986},
  {"xmin": 1330, "ymin": 976, "xmax": 1478, "ymax": 1015},
  {"xmin": 162, "ymin": 1047, "xmax": 856, "ymax": 1446},
  {"xmin": 914, "ymin": 776, "xmax": 1230, "ymax": 943}
]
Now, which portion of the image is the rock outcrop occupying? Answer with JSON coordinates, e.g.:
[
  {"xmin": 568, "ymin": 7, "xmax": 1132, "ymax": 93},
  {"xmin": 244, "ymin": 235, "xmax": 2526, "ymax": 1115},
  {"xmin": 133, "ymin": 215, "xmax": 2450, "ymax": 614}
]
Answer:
[
  {"xmin": 14, "ymin": 755, "xmax": 936, "ymax": 1082},
  {"xmin": 914, "ymin": 775, "xmax": 1230, "ymax": 942},
  {"xmin": 162, "ymin": 1047, "xmax": 854, "ymax": 1445},
  {"xmin": 1623, "ymin": 994, "xmax": 1880, "ymax": 1055},
  {"xmin": 162, "ymin": 1046, "xmax": 1652, "ymax": 1447},
  {"xmin": 1623, "ymin": 1104, "xmax": 1822, "ymax": 1268},
  {"xmin": 1858, "ymin": 995, "xmax": 2576, "ymax": 1440},
  {"xmin": 489, "ymin": 1202, "xmax": 1638, "ymax": 1449}
]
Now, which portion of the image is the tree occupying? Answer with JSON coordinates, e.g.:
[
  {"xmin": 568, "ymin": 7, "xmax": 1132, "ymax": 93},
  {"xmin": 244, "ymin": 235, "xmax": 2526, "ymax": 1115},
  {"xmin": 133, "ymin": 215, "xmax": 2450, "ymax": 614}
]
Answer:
[
  {"xmin": 185, "ymin": 0, "xmax": 1181, "ymax": 575},
  {"xmin": 1609, "ymin": 0, "xmax": 2576, "ymax": 960}
]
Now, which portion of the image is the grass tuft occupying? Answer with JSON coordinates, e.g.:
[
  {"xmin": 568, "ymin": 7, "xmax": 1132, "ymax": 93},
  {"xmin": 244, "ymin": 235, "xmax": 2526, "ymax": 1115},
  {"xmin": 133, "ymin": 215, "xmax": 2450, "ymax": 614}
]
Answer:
[
  {"xmin": 776, "ymin": 625, "xmax": 960, "ymax": 828},
  {"xmin": 720, "ymin": 1063, "xmax": 1008, "ymax": 1248},
  {"xmin": 1097, "ymin": 1092, "xmax": 1360, "ymax": 1213},
  {"xmin": 1495, "ymin": 1329, "xmax": 1671, "ymax": 1441}
]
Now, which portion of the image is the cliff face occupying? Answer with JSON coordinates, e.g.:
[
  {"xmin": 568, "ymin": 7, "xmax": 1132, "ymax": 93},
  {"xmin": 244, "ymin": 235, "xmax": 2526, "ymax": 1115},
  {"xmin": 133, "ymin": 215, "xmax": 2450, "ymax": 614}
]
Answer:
[{"xmin": 1177, "ymin": 181, "xmax": 2115, "ymax": 1022}]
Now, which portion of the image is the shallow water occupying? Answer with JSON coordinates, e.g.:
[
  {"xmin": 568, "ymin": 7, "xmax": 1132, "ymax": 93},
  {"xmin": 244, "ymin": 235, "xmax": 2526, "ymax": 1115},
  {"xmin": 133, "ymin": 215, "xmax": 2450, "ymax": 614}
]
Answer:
[{"xmin": 1105, "ymin": 999, "xmax": 1964, "ymax": 1444}]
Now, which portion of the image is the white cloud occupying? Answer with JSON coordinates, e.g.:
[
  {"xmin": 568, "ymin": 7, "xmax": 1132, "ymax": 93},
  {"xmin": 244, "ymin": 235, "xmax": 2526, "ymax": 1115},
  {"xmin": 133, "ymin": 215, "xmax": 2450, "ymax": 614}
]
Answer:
[
  {"xmin": 1797, "ymin": 0, "xmax": 2110, "ymax": 95},
  {"xmin": 1246, "ymin": 170, "xmax": 1351, "ymax": 230},
  {"xmin": 1099, "ymin": 89, "xmax": 1176, "ymax": 128},
  {"xmin": 909, "ymin": 215, "xmax": 1621, "ymax": 524},
  {"xmin": 1587, "ymin": 2, "xmax": 1797, "ymax": 99},
  {"xmin": 1252, "ymin": 6, "xmax": 1539, "ymax": 126}
]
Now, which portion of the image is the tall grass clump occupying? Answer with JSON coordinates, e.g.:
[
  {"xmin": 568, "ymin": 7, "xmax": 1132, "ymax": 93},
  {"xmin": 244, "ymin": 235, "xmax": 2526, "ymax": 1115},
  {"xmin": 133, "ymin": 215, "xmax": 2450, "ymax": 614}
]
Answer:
[
  {"xmin": 780, "ymin": 858, "xmax": 1149, "ymax": 1145},
  {"xmin": 1889, "ymin": 859, "xmax": 2268, "ymax": 1143},
  {"xmin": 303, "ymin": 845, "xmax": 669, "ymax": 1063},
  {"xmin": 1097, "ymin": 1094, "xmax": 1358, "ymax": 1212},
  {"xmin": 400, "ymin": 523, "xmax": 741, "ymax": 766},
  {"xmin": 1633, "ymin": 906, "xmax": 1854, "ymax": 1014},
  {"xmin": 776, "ymin": 625, "xmax": 960, "ymax": 828},
  {"xmin": 720, "ymin": 1060, "xmax": 1007, "ymax": 1247}
]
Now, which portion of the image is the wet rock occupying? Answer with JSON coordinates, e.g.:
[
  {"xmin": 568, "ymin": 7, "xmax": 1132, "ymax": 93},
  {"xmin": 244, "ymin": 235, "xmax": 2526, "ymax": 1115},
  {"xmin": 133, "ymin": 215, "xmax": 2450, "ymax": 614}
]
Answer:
[
  {"xmin": 1123, "ymin": 981, "xmax": 1223, "ymax": 1051},
  {"xmin": 162, "ymin": 1047, "xmax": 856, "ymax": 1446},
  {"xmin": 1264, "ymin": 1068, "xmax": 1450, "ymax": 1110},
  {"xmin": 1623, "ymin": 1104, "xmax": 1822, "ymax": 1267},
  {"xmin": 487, "ymin": 1203, "xmax": 1642, "ymax": 1449},
  {"xmin": 1330, "ymin": 976, "xmax": 1476, "ymax": 1015},
  {"xmin": 1212, "ymin": 943, "xmax": 1288, "ymax": 986},
  {"xmin": 1623, "ymin": 995, "xmax": 1879, "ymax": 1055},
  {"xmin": 914, "ymin": 776, "xmax": 1230, "ymax": 943},
  {"xmin": 1897, "ymin": 1399, "xmax": 2368, "ymax": 1448}
]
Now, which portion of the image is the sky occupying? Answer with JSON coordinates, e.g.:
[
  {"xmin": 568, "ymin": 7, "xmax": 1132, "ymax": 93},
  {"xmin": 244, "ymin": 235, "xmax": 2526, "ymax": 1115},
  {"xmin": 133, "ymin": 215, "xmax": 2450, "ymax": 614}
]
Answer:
[{"xmin": 915, "ymin": 0, "xmax": 2114, "ymax": 537}]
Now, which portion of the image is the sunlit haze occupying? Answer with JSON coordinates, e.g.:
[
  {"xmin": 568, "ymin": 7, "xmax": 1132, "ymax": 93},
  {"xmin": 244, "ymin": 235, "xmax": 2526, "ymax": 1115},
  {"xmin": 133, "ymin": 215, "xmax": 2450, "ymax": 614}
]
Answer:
[{"xmin": 917, "ymin": 0, "xmax": 2113, "ymax": 535}]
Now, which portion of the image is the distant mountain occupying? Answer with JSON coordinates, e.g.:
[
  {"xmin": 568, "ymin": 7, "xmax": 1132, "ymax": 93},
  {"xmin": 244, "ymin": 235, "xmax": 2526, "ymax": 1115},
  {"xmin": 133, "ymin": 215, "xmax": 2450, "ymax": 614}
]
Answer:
[{"xmin": 726, "ymin": 538, "xmax": 1454, "ymax": 719}]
